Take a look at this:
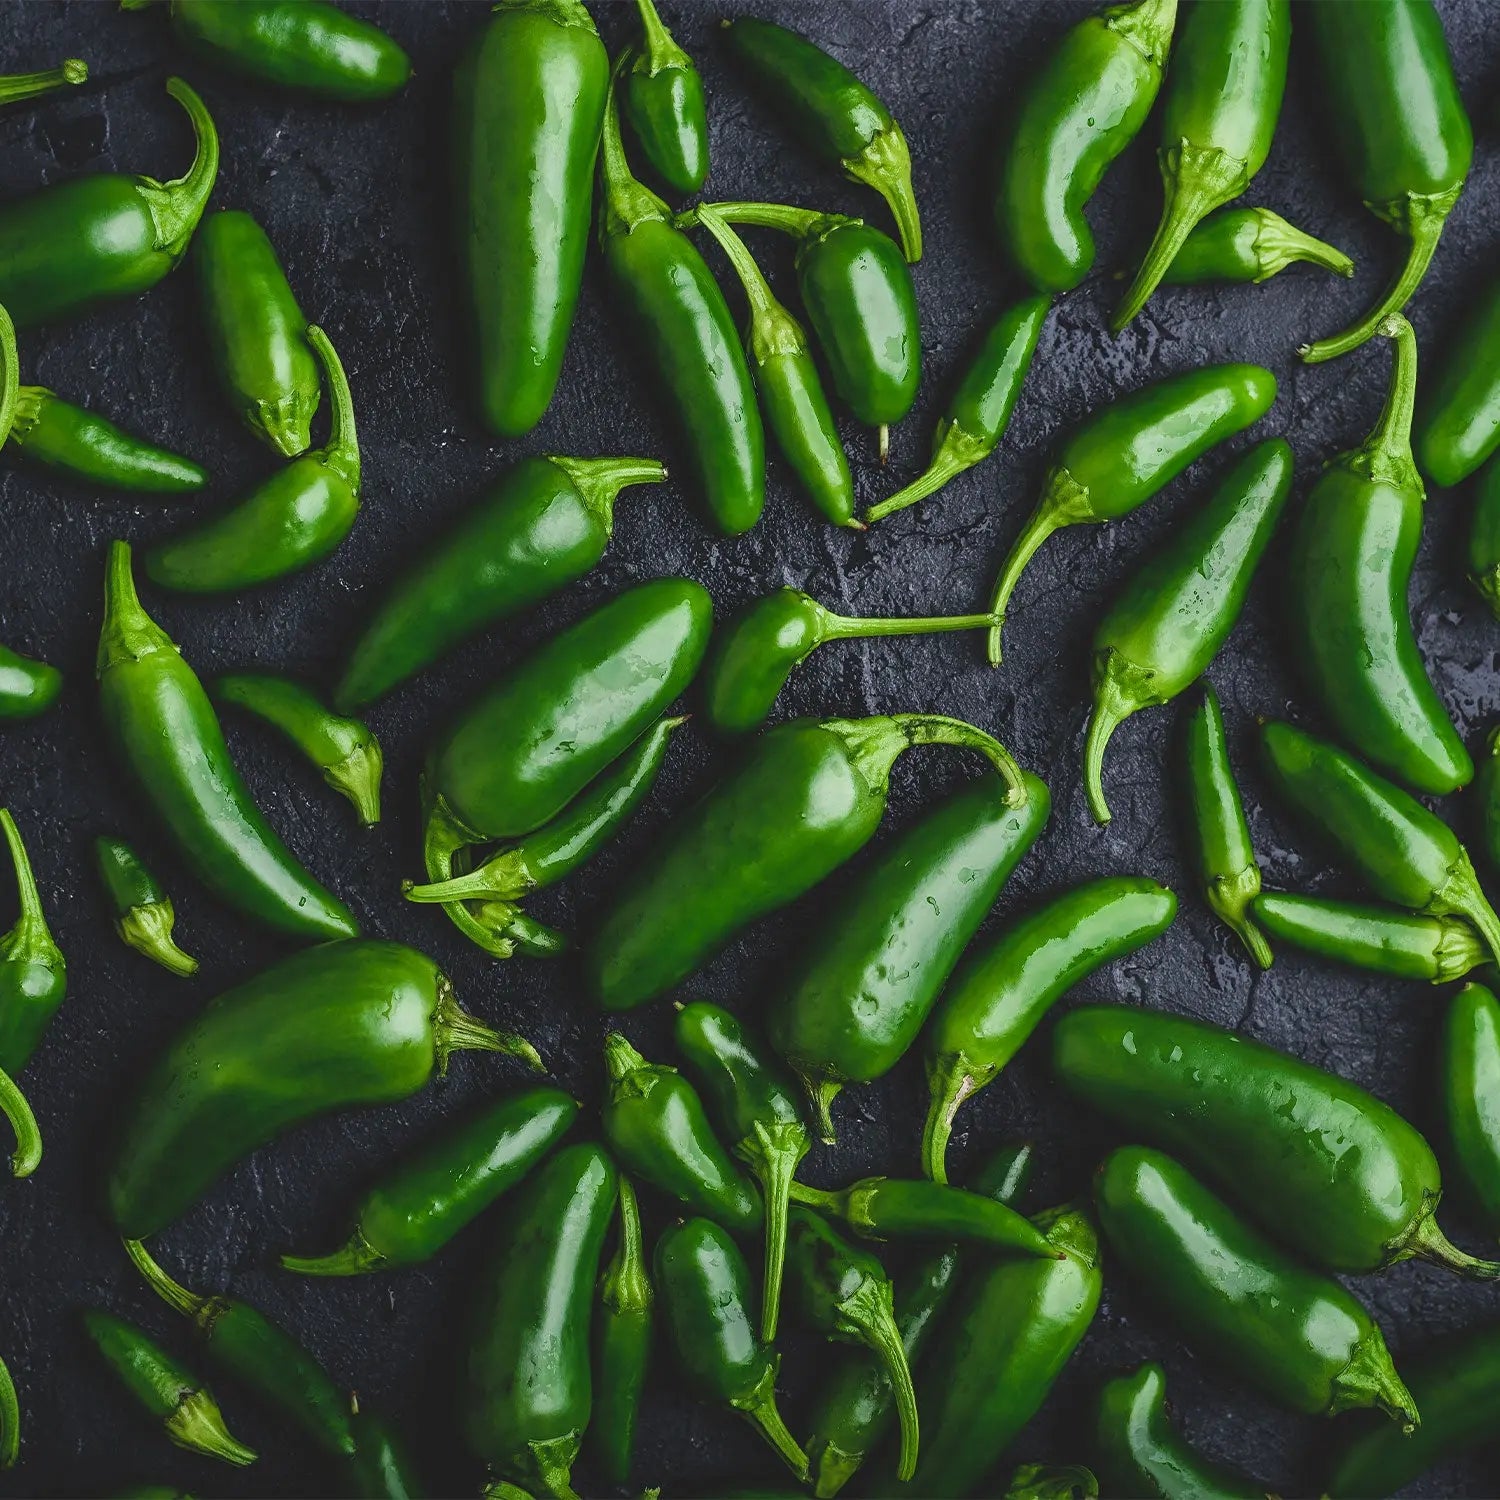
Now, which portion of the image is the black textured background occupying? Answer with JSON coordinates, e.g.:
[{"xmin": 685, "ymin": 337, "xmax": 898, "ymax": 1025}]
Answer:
[{"xmin": 2, "ymin": 1, "xmax": 1498, "ymax": 1496}]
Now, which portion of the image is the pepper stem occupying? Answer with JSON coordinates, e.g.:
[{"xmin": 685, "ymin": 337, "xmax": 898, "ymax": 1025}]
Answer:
[
  {"xmin": 0, "ymin": 810, "xmax": 48, "ymax": 949},
  {"xmin": 800, "ymin": 1073, "xmax": 841, "ymax": 1146},
  {"xmin": 1347, "ymin": 315, "xmax": 1420, "ymax": 487},
  {"xmin": 1439, "ymin": 851, "xmax": 1500, "ymax": 971},
  {"xmin": 421, "ymin": 783, "xmax": 531, "ymax": 959},
  {"xmin": 138, "ymin": 78, "xmax": 219, "ymax": 263},
  {"xmin": 744, "ymin": 1120, "xmax": 808, "ymax": 1343},
  {"xmin": 700, "ymin": 200, "xmax": 826, "ymax": 241},
  {"xmin": 922, "ymin": 1055, "xmax": 980, "ymax": 1184},
  {"xmin": 843, "ymin": 122, "xmax": 922, "ymax": 264},
  {"xmin": 1082, "ymin": 654, "xmax": 1143, "ymax": 826},
  {"xmin": 1407, "ymin": 1210, "xmax": 1500, "ymax": 1279},
  {"xmin": 0, "ymin": 59, "xmax": 87, "ymax": 107},
  {"xmin": 98, "ymin": 539, "xmax": 174, "ymax": 673},
  {"xmin": 865, "ymin": 423, "xmax": 991, "ymax": 523},
  {"xmin": 324, "ymin": 741, "xmax": 382, "ymax": 827},
  {"xmin": 434, "ymin": 978, "xmax": 544, "ymax": 1074},
  {"xmin": 694, "ymin": 205, "xmax": 806, "ymax": 364},
  {"xmin": 734, "ymin": 1361, "xmax": 809, "ymax": 1480},
  {"xmin": 888, "ymin": 713, "xmax": 1029, "ymax": 808},
  {"xmin": 986, "ymin": 503, "xmax": 1059, "ymax": 665},
  {"xmin": 1209, "ymin": 870, "xmax": 1273, "ymax": 970},
  {"xmin": 0, "ymin": 307, "xmax": 18, "ymax": 451},
  {"xmin": 0, "ymin": 1352, "xmax": 17, "ymax": 1469},
  {"xmin": 548, "ymin": 455, "xmax": 667, "ymax": 530},
  {"xmin": 118, "ymin": 900, "xmax": 198, "ymax": 977},
  {"xmin": 122, "ymin": 1238, "xmax": 206, "ymax": 1322},
  {"xmin": 472, "ymin": 901, "xmax": 568, "ymax": 958},
  {"xmin": 1249, "ymin": 209, "xmax": 1355, "ymax": 281},
  {"xmin": 0, "ymin": 1065, "xmax": 40, "ymax": 1179},
  {"xmin": 168, "ymin": 1390, "xmax": 257, "ymax": 1465},
  {"xmin": 280, "ymin": 1231, "xmax": 386, "ymax": 1278},
  {"xmin": 821, "ymin": 607, "xmax": 998, "ymax": 642},
  {"xmin": 837, "ymin": 1279, "xmax": 919, "ymax": 1481},
  {"xmin": 599, "ymin": 59, "xmax": 668, "ymax": 238},
  {"xmin": 404, "ymin": 848, "xmax": 532, "ymax": 906},
  {"xmin": 632, "ymin": 0, "xmax": 691, "ymax": 72},
  {"xmin": 306, "ymin": 326, "xmax": 360, "ymax": 491}
]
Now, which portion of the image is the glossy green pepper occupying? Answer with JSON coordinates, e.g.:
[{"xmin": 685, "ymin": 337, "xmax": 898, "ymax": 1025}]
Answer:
[
  {"xmin": 723, "ymin": 18, "xmax": 921, "ymax": 263},
  {"xmin": 0, "ymin": 78, "xmax": 217, "ymax": 327},
  {"xmin": 0, "ymin": 1063, "xmax": 40, "ymax": 1180},
  {"xmin": 344, "ymin": 1406, "xmax": 426, "ymax": 1500},
  {"xmin": 1415, "ymin": 274, "xmax": 1500, "ymax": 486},
  {"xmin": 590, "ymin": 1176, "xmax": 652, "ymax": 1489},
  {"xmin": 1301, "ymin": 0, "xmax": 1472, "ymax": 362},
  {"xmin": 1467, "ymin": 455, "xmax": 1500, "ymax": 618},
  {"xmin": 1261, "ymin": 720, "xmax": 1500, "ymax": 967},
  {"xmin": 770, "ymin": 772, "xmax": 1049, "ymax": 1142},
  {"xmin": 0, "ymin": 1350, "xmax": 15, "ymax": 1468},
  {"xmin": 588, "ymin": 713, "xmax": 1030, "ymax": 1012},
  {"xmin": 214, "ymin": 672, "xmax": 382, "ymax": 826},
  {"xmin": 1289, "ymin": 316, "xmax": 1469, "ymax": 794},
  {"xmin": 993, "ymin": 0, "xmax": 1177, "ymax": 294},
  {"xmin": 281, "ymin": 1085, "xmax": 577, "ymax": 1275},
  {"xmin": 986, "ymin": 361, "xmax": 1277, "ymax": 663},
  {"xmin": 1095, "ymin": 1147, "xmax": 1417, "ymax": 1428},
  {"xmin": 1479, "ymin": 723, "xmax": 1500, "ymax": 869},
  {"xmin": 146, "ymin": 325, "xmax": 359, "ymax": 591},
  {"xmin": 622, "ymin": 0, "xmax": 707, "ymax": 196},
  {"xmin": 1113, "ymin": 0, "xmax": 1289, "ymax": 329},
  {"xmin": 0, "ymin": 58, "xmax": 86, "ymax": 107},
  {"xmin": 97, "ymin": 542, "xmax": 357, "ymax": 942},
  {"xmin": 95, "ymin": 835, "xmax": 197, "ymax": 977},
  {"xmin": 107, "ymin": 938, "xmax": 539, "ymax": 1240},
  {"xmin": 463, "ymin": 1142, "xmax": 617, "ymax": 1500},
  {"xmin": 703, "ymin": 588, "xmax": 997, "ymax": 736},
  {"xmin": 1254, "ymin": 891, "xmax": 1484, "ymax": 984},
  {"xmin": 867, "ymin": 295, "xmax": 1049, "ymax": 523},
  {"xmin": 1440, "ymin": 983, "xmax": 1500, "ymax": 1234},
  {"xmin": 1084, "ymin": 438, "xmax": 1292, "ymax": 822},
  {"xmin": 0, "ymin": 644, "xmax": 60, "ymax": 722},
  {"xmin": 83, "ymin": 1309, "xmax": 256, "ymax": 1466},
  {"xmin": 923, "ymin": 875, "xmax": 1176, "ymax": 1183},
  {"xmin": 195, "ymin": 209, "xmax": 318, "ymax": 457},
  {"xmin": 655, "ymin": 1217, "xmax": 808, "ymax": 1481},
  {"xmin": 454, "ymin": 0, "xmax": 605, "ymax": 438},
  {"xmin": 1159, "ymin": 206, "xmax": 1355, "ymax": 287},
  {"xmin": 0, "ymin": 808, "xmax": 66, "ymax": 1077},
  {"xmin": 1054, "ymin": 1001, "xmax": 1498, "ymax": 1277},
  {"xmin": 335, "ymin": 454, "xmax": 665, "ymax": 712}
]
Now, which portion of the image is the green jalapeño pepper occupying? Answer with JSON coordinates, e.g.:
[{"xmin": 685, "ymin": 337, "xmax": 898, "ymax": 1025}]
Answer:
[
  {"xmin": 0, "ymin": 1063, "xmax": 40, "ymax": 1179},
  {"xmin": 97, "ymin": 542, "xmax": 357, "ymax": 942},
  {"xmin": 923, "ymin": 875, "xmax": 1176, "ymax": 1183},
  {"xmin": 675, "ymin": 1001, "xmax": 809, "ymax": 1341},
  {"xmin": 703, "ymin": 588, "xmax": 998, "ymax": 736},
  {"xmin": 1261, "ymin": 720, "xmax": 1500, "ymax": 967},
  {"xmin": 1095, "ymin": 1147, "xmax": 1417, "ymax": 1429},
  {"xmin": 107, "ymin": 938, "xmax": 539, "ymax": 1240},
  {"xmin": 1468, "ymin": 456, "xmax": 1500, "ymax": 619},
  {"xmin": 588, "ymin": 713, "xmax": 1030, "ymax": 1012},
  {"xmin": 1093, "ymin": 1362, "xmax": 1265, "ymax": 1500},
  {"xmin": 281, "ymin": 1085, "xmax": 577, "ymax": 1276},
  {"xmin": 0, "ymin": 1349, "xmax": 15, "ymax": 1468},
  {"xmin": 1440, "ymin": 983, "xmax": 1500, "ymax": 1235},
  {"xmin": 0, "ymin": 78, "xmax": 217, "ymax": 327},
  {"xmin": 1300, "ymin": 0, "xmax": 1471, "ymax": 364},
  {"xmin": 195, "ymin": 209, "xmax": 318, "ymax": 457},
  {"xmin": 655, "ymin": 1217, "xmax": 809, "ymax": 1481},
  {"xmin": 0, "ymin": 58, "xmax": 87, "ymax": 108},
  {"xmin": 463, "ymin": 1142, "xmax": 617, "ymax": 1500},
  {"xmin": 723, "ymin": 18, "xmax": 921, "ymax": 263},
  {"xmin": 0, "ymin": 808, "xmax": 67, "ymax": 1076},
  {"xmin": 214, "ymin": 673, "xmax": 382, "ymax": 826},
  {"xmin": 95, "ymin": 836, "xmax": 197, "ymax": 977},
  {"xmin": 335, "ymin": 454, "xmax": 666, "ymax": 712},
  {"xmin": 1416, "ymin": 274, "xmax": 1500, "ymax": 486},
  {"xmin": 771, "ymin": 772, "xmax": 1049, "ymax": 1142},
  {"xmin": 867, "ymin": 294, "xmax": 1050, "ymax": 523},
  {"xmin": 986, "ymin": 361, "xmax": 1277, "ymax": 664},
  {"xmin": 1054, "ymin": 1002, "xmax": 1499, "ymax": 1278},
  {"xmin": 0, "ymin": 644, "xmax": 60, "ymax": 722},
  {"xmin": 146, "ymin": 325, "xmax": 360, "ymax": 592},
  {"xmin": 993, "ymin": 0, "xmax": 1178, "ymax": 294},
  {"xmin": 1113, "ymin": 0, "xmax": 1289, "ymax": 330},
  {"xmin": 1160, "ymin": 206, "xmax": 1355, "ymax": 287},
  {"xmin": 83, "ymin": 1310, "xmax": 256, "ymax": 1466},
  {"xmin": 623, "ymin": 0, "xmax": 707, "ymax": 197},
  {"xmin": 454, "ymin": 0, "xmax": 606, "ymax": 439},
  {"xmin": 344, "ymin": 1405, "xmax": 427, "ymax": 1500},
  {"xmin": 1084, "ymin": 437, "xmax": 1292, "ymax": 823},
  {"xmin": 591, "ymin": 1177, "xmax": 652, "ymax": 1489},
  {"xmin": 1289, "ymin": 316, "xmax": 1470, "ymax": 795}
]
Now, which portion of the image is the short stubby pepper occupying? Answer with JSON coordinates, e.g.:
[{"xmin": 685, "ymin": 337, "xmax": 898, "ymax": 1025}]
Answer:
[
  {"xmin": 622, "ymin": 0, "xmax": 707, "ymax": 197},
  {"xmin": 1440, "ymin": 983, "xmax": 1500, "ymax": 1237},
  {"xmin": 1161, "ymin": 206, "xmax": 1354, "ymax": 288}
]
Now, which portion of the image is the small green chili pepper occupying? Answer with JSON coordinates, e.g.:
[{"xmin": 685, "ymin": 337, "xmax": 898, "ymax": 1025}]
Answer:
[
  {"xmin": 1468, "ymin": 455, "xmax": 1500, "ymax": 618},
  {"xmin": 1159, "ymin": 205, "xmax": 1355, "ymax": 287},
  {"xmin": 1261, "ymin": 720, "xmax": 1500, "ymax": 968},
  {"xmin": 986, "ymin": 361, "xmax": 1277, "ymax": 664},
  {"xmin": 591, "ymin": 1177, "xmax": 651, "ymax": 1489},
  {"xmin": 213, "ymin": 672, "xmax": 382, "ymax": 826},
  {"xmin": 0, "ymin": 1350, "xmax": 16, "ymax": 1468},
  {"xmin": 703, "ymin": 588, "xmax": 998, "ymax": 736},
  {"xmin": 0, "ymin": 644, "xmax": 60, "ymax": 722},
  {"xmin": 98, "ymin": 542, "xmax": 357, "ymax": 942},
  {"xmin": 1005, "ymin": 1465, "xmax": 1098, "ymax": 1500},
  {"xmin": 83, "ymin": 1309, "xmax": 256, "ymax": 1467},
  {"xmin": 0, "ymin": 58, "xmax": 87, "ymax": 107},
  {"xmin": 588, "ymin": 714, "xmax": 1030, "ymax": 1013},
  {"xmin": 0, "ymin": 808, "xmax": 66, "ymax": 1077},
  {"xmin": 195, "ymin": 209, "xmax": 318, "ymax": 457},
  {"xmin": 1113, "ymin": 0, "xmax": 1289, "ymax": 330},
  {"xmin": 1416, "ymin": 275, "xmax": 1500, "ymax": 487},
  {"xmin": 1084, "ymin": 437, "xmax": 1292, "ymax": 823},
  {"xmin": 601, "ymin": 1032, "xmax": 761, "ymax": 1234},
  {"xmin": 280, "ymin": 1085, "xmax": 577, "ymax": 1276},
  {"xmin": 107, "ymin": 938, "xmax": 539, "ymax": 1240},
  {"xmin": 922, "ymin": 875, "xmax": 1177, "ymax": 1184},
  {"xmin": 1184, "ymin": 685, "xmax": 1270, "ymax": 968},
  {"xmin": 463, "ymin": 1142, "xmax": 617, "ymax": 1500},
  {"xmin": 623, "ymin": 0, "xmax": 707, "ymax": 197},
  {"xmin": 345, "ymin": 1405, "xmax": 426, "ymax": 1500},
  {"xmin": 1300, "ymin": 0, "xmax": 1471, "ymax": 364},
  {"xmin": 1440, "ymin": 982, "xmax": 1500, "ymax": 1235},
  {"xmin": 1096, "ymin": 1146, "xmax": 1417, "ymax": 1429},
  {"xmin": 146, "ymin": 325, "xmax": 359, "ymax": 591},
  {"xmin": 655, "ymin": 1217, "xmax": 809, "ymax": 1481},
  {"xmin": 722, "ymin": 18, "xmax": 921, "ymax": 263},
  {"xmin": 95, "ymin": 836, "xmax": 197, "ymax": 978},
  {"xmin": 994, "ymin": 0, "xmax": 1177, "ymax": 294},
  {"xmin": 866, "ymin": 295, "xmax": 1049, "ymax": 523},
  {"xmin": 1289, "ymin": 316, "xmax": 1470, "ymax": 795},
  {"xmin": 335, "ymin": 455, "xmax": 666, "ymax": 712},
  {"xmin": 0, "ymin": 78, "xmax": 217, "ymax": 327},
  {"xmin": 0, "ymin": 1063, "xmax": 40, "ymax": 1179},
  {"xmin": 771, "ymin": 772, "xmax": 1049, "ymax": 1143},
  {"xmin": 1054, "ymin": 1001, "xmax": 1498, "ymax": 1278},
  {"xmin": 674, "ymin": 1001, "xmax": 808, "ymax": 1341},
  {"xmin": 1254, "ymin": 891, "xmax": 1483, "ymax": 984}
]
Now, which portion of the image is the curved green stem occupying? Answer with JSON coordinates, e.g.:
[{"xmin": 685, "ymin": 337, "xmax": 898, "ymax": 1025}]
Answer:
[
  {"xmin": 800, "ymin": 1073, "xmax": 841, "ymax": 1146},
  {"xmin": 139, "ymin": 78, "xmax": 219, "ymax": 261},
  {"xmin": 735, "ymin": 1362, "xmax": 809, "ymax": 1480},
  {"xmin": 307, "ymin": 326, "xmax": 359, "ymax": 490},
  {"xmin": 921, "ymin": 1054, "xmax": 979, "ymax": 1185},
  {"xmin": 702, "ymin": 199, "xmax": 826, "ymax": 240},
  {"xmin": 123, "ymin": 1238, "xmax": 205, "ymax": 1321},
  {"xmin": 1249, "ymin": 209, "xmax": 1354, "ymax": 281},
  {"xmin": 280, "ymin": 1231, "xmax": 386, "ymax": 1278},
  {"xmin": 889, "ymin": 713, "xmax": 1028, "ymax": 808},
  {"xmin": 1406, "ymin": 1212, "xmax": 1500, "ymax": 1279},
  {"xmin": 986, "ymin": 504, "xmax": 1058, "ymax": 665},
  {"xmin": 0, "ymin": 1351, "xmax": 17, "ymax": 1468},
  {"xmin": 405, "ymin": 849, "xmax": 531, "ymax": 906},
  {"xmin": 843, "ymin": 122, "xmax": 921, "ymax": 263},
  {"xmin": 1355, "ymin": 315, "xmax": 1419, "ymax": 478},
  {"xmin": 821, "ymin": 608, "xmax": 997, "ymax": 641},
  {"xmin": 839, "ymin": 1280, "xmax": 918, "ymax": 1481},
  {"xmin": 632, "ymin": 0, "xmax": 691, "ymax": 72},
  {"xmin": 118, "ymin": 900, "xmax": 198, "ymax": 977},
  {"xmin": 744, "ymin": 1122, "xmax": 807, "ymax": 1343},
  {"xmin": 600, "ymin": 59, "xmax": 666, "ymax": 237},
  {"xmin": 434, "ymin": 980, "xmax": 543, "ymax": 1074},
  {"xmin": 548, "ymin": 455, "xmax": 667, "ymax": 527},
  {"xmin": 0, "ymin": 810, "xmax": 47, "ymax": 949},
  {"xmin": 695, "ymin": 204, "xmax": 805, "ymax": 363},
  {"xmin": 1083, "ymin": 656, "xmax": 1144, "ymax": 826},
  {"xmin": 0, "ymin": 1065, "xmax": 40, "ymax": 1179},
  {"xmin": 865, "ymin": 423, "xmax": 990, "ymax": 522},
  {"xmin": 1209, "ymin": 868, "xmax": 1273, "ymax": 970},
  {"xmin": 0, "ymin": 58, "xmax": 87, "ymax": 107},
  {"xmin": 1438, "ymin": 852, "xmax": 1500, "ymax": 971}
]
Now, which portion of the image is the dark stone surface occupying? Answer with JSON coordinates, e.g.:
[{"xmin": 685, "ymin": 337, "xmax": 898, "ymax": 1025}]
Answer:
[{"xmin": 1, "ymin": 0, "xmax": 1497, "ymax": 1495}]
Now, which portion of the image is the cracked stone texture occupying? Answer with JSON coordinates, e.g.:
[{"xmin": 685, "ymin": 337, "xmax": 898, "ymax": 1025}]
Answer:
[{"xmin": 1, "ymin": 0, "xmax": 1498, "ymax": 1495}]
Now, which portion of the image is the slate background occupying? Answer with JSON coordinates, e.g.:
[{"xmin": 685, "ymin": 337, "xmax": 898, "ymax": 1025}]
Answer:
[{"xmin": 1, "ymin": 0, "xmax": 1498, "ymax": 1495}]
